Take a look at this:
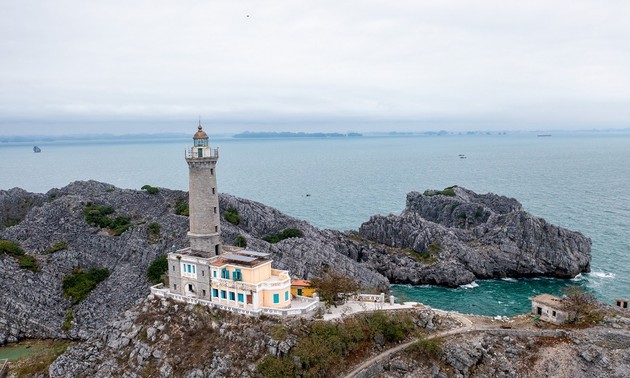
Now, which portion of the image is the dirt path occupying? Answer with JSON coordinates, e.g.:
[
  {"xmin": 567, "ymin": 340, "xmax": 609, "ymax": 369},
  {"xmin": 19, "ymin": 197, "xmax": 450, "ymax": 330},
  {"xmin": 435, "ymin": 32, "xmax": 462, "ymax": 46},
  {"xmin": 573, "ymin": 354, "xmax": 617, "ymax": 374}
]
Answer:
[{"xmin": 344, "ymin": 310, "xmax": 475, "ymax": 378}]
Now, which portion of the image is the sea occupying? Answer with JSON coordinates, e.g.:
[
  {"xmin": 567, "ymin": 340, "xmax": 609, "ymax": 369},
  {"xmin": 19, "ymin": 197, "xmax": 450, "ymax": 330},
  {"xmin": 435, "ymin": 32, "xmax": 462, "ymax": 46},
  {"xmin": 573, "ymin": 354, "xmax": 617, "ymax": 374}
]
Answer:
[{"xmin": 1, "ymin": 131, "xmax": 629, "ymax": 316}]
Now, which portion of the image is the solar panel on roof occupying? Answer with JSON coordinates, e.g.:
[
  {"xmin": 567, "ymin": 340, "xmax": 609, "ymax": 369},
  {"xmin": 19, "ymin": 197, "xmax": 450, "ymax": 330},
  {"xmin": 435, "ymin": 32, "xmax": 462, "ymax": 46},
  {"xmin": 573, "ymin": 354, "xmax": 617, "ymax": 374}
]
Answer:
[
  {"xmin": 239, "ymin": 250, "xmax": 271, "ymax": 258},
  {"xmin": 223, "ymin": 253, "xmax": 257, "ymax": 263}
]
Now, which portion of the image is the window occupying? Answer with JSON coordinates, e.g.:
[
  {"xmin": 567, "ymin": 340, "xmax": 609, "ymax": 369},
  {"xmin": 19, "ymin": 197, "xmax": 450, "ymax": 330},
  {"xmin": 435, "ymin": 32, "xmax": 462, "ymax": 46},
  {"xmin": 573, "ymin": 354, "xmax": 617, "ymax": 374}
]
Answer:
[
  {"xmin": 182, "ymin": 263, "xmax": 196, "ymax": 277},
  {"xmin": 229, "ymin": 291, "xmax": 235, "ymax": 301},
  {"xmin": 202, "ymin": 289, "xmax": 206, "ymax": 297},
  {"xmin": 173, "ymin": 284, "xmax": 177, "ymax": 290},
  {"xmin": 213, "ymin": 207, "xmax": 217, "ymax": 214},
  {"xmin": 221, "ymin": 290, "xmax": 226, "ymax": 299},
  {"xmin": 552, "ymin": 310, "xmax": 557, "ymax": 317},
  {"xmin": 172, "ymin": 265, "xmax": 175, "ymax": 271},
  {"xmin": 188, "ymin": 284, "xmax": 194, "ymax": 292},
  {"xmin": 215, "ymin": 226, "xmax": 218, "ymax": 232},
  {"xmin": 215, "ymin": 245, "xmax": 219, "ymax": 255},
  {"xmin": 210, "ymin": 168, "xmax": 214, "ymax": 175},
  {"xmin": 221, "ymin": 268, "xmax": 229, "ymax": 279},
  {"xmin": 213, "ymin": 270, "xmax": 217, "ymax": 278},
  {"xmin": 232, "ymin": 269, "xmax": 242, "ymax": 281},
  {"xmin": 238, "ymin": 293, "xmax": 244, "ymax": 302},
  {"xmin": 212, "ymin": 289, "xmax": 218, "ymax": 297},
  {"xmin": 537, "ymin": 307, "xmax": 542, "ymax": 315},
  {"xmin": 273, "ymin": 293, "xmax": 279, "ymax": 304},
  {"xmin": 212, "ymin": 188, "xmax": 216, "ymax": 194},
  {"xmin": 202, "ymin": 270, "xmax": 204, "ymax": 276},
  {"xmin": 285, "ymin": 291, "xmax": 289, "ymax": 301},
  {"xmin": 297, "ymin": 288, "xmax": 303, "ymax": 296}
]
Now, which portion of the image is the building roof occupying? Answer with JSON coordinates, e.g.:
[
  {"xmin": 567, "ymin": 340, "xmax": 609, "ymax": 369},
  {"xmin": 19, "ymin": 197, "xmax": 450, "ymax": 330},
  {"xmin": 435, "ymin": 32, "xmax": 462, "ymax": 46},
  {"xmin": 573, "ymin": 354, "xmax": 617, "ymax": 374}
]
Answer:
[
  {"xmin": 530, "ymin": 294, "xmax": 566, "ymax": 309},
  {"xmin": 193, "ymin": 125, "xmax": 209, "ymax": 139},
  {"xmin": 291, "ymin": 280, "xmax": 311, "ymax": 287}
]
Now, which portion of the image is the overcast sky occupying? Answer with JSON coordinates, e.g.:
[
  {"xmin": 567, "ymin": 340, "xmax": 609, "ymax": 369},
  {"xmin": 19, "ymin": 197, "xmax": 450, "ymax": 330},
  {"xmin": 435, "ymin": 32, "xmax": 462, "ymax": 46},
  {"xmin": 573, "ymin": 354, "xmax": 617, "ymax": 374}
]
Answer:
[{"xmin": 1, "ymin": 0, "xmax": 629, "ymax": 135}]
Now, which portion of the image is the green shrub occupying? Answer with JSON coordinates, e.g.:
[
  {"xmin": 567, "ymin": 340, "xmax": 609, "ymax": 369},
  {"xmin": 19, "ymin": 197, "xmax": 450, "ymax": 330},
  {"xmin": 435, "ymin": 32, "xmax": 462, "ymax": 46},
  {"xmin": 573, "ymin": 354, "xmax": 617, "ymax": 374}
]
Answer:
[
  {"xmin": 424, "ymin": 185, "xmax": 457, "ymax": 197},
  {"xmin": 263, "ymin": 228, "xmax": 303, "ymax": 244},
  {"xmin": 147, "ymin": 222, "xmax": 161, "ymax": 242},
  {"xmin": 147, "ymin": 255, "xmax": 168, "ymax": 285},
  {"xmin": 3, "ymin": 218, "xmax": 20, "ymax": 227},
  {"xmin": 0, "ymin": 239, "xmax": 25, "ymax": 257},
  {"xmin": 83, "ymin": 203, "xmax": 131, "ymax": 236},
  {"xmin": 62, "ymin": 268, "xmax": 110, "ymax": 304},
  {"xmin": 234, "ymin": 235, "xmax": 247, "ymax": 248},
  {"xmin": 409, "ymin": 337, "xmax": 443, "ymax": 359},
  {"xmin": 45, "ymin": 241, "xmax": 69, "ymax": 254},
  {"xmin": 18, "ymin": 255, "xmax": 39, "ymax": 272},
  {"xmin": 366, "ymin": 312, "xmax": 414, "ymax": 343},
  {"xmin": 1, "ymin": 239, "xmax": 39, "ymax": 271},
  {"xmin": 257, "ymin": 355, "xmax": 296, "ymax": 378},
  {"xmin": 62, "ymin": 309, "xmax": 74, "ymax": 331},
  {"xmin": 224, "ymin": 207, "xmax": 240, "ymax": 225},
  {"xmin": 175, "ymin": 197, "xmax": 189, "ymax": 216},
  {"xmin": 141, "ymin": 185, "xmax": 159, "ymax": 194}
]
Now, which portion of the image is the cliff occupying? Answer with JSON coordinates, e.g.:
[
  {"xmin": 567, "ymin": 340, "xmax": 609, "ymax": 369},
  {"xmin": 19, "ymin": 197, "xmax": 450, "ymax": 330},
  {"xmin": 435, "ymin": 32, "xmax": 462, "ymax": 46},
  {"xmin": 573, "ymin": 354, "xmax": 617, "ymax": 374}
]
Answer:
[
  {"xmin": 357, "ymin": 186, "xmax": 592, "ymax": 287},
  {"xmin": 0, "ymin": 182, "xmax": 591, "ymax": 345},
  {"xmin": 0, "ymin": 181, "xmax": 387, "ymax": 344}
]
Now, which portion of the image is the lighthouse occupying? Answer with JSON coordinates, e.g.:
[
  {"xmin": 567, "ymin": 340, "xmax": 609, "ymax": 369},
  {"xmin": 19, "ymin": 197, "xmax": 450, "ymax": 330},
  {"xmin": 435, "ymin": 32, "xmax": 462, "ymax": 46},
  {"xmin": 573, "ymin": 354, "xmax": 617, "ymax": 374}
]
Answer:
[{"xmin": 186, "ymin": 124, "xmax": 222, "ymax": 257}]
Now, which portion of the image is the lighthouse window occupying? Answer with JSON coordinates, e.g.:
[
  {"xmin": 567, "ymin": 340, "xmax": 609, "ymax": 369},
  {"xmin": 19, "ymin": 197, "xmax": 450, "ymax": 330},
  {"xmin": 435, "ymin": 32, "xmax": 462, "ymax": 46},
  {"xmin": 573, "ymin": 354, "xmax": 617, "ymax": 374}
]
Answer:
[
  {"xmin": 212, "ymin": 188, "xmax": 216, "ymax": 194},
  {"xmin": 213, "ymin": 207, "xmax": 217, "ymax": 214},
  {"xmin": 210, "ymin": 169, "xmax": 214, "ymax": 175},
  {"xmin": 215, "ymin": 226, "xmax": 218, "ymax": 232}
]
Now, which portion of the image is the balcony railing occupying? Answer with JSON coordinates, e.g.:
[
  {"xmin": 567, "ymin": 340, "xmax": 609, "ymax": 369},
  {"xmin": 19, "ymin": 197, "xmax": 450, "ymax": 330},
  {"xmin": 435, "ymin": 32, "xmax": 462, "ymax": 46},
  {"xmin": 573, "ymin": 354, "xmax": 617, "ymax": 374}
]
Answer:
[{"xmin": 185, "ymin": 147, "xmax": 219, "ymax": 159}]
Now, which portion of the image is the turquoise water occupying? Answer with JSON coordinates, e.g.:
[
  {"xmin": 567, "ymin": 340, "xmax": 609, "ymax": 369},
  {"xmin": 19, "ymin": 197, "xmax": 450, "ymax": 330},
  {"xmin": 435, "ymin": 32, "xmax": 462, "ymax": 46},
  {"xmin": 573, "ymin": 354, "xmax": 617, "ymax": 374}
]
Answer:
[{"xmin": 1, "ymin": 132, "xmax": 629, "ymax": 315}]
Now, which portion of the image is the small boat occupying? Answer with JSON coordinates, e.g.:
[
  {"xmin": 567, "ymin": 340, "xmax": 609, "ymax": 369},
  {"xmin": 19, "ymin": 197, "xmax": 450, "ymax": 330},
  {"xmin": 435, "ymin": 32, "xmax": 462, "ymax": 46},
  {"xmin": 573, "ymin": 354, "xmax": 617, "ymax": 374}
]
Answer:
[
  {"xmin": 537, "ymin": 134, "xmax": 551, "ymax": 137},
  {"xmin": 458, "ymin": 154, "xmax": 466, "ymax": 159},
  {"xmin": 33, "ymin": 146, "xmax": 41, "ymax": 153}
]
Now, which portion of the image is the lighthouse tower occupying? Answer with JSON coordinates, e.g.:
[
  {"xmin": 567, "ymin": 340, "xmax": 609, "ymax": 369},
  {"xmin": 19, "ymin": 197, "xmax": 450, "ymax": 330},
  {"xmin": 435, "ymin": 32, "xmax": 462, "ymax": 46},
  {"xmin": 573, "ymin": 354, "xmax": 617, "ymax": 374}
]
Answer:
[{"xmin": 186, "ymin": 123, "xmax": 222, "ymax": 257}]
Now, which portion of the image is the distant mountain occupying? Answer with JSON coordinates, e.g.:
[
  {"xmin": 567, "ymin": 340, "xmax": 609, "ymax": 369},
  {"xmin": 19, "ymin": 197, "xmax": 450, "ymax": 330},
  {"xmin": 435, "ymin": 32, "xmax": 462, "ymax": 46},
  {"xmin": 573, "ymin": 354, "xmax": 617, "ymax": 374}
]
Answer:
[{"xmin": 233, "ymin": 131, "xmax": 362, "ymax": 138}]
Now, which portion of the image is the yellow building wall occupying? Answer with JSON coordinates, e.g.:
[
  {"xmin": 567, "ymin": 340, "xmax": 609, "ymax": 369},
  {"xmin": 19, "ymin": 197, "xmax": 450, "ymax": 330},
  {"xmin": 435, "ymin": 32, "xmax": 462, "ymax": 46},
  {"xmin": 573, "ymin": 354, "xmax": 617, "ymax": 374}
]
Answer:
[
  {"xmin": 240, "ymin": 263, "xmax": 271, "ymax": 284},
  {"xmin": 262, "ymin": 288, "xmax": 291, "ymax": 308},
  {"xmin": 291, "ymin": 286, "xmax": 316, "ymax": 298}
]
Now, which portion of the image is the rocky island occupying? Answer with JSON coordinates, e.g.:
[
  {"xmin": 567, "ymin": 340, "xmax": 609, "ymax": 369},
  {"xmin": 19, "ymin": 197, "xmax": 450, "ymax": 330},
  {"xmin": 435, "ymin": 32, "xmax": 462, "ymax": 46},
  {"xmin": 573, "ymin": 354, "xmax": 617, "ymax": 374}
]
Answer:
[{"xmin": 0, "ymin": 181, "xmax": 597, "ymax": 376}]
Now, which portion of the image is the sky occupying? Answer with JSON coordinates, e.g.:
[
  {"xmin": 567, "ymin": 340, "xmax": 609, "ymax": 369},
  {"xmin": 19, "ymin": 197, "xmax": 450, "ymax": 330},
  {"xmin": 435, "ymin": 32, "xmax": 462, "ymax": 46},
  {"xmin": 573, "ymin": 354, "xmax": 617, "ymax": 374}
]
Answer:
[{"xmin": 1, "ymin": 0, "xmax": 629, "ymax": 135}]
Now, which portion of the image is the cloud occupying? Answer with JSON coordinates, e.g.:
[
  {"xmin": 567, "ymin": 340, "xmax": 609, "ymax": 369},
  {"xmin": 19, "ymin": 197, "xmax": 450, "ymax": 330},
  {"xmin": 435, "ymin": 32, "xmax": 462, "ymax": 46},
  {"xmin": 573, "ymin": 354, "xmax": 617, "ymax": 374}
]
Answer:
[{"xmin": 1, "ymin": 0, "xmax": 629, "ymax": 134}]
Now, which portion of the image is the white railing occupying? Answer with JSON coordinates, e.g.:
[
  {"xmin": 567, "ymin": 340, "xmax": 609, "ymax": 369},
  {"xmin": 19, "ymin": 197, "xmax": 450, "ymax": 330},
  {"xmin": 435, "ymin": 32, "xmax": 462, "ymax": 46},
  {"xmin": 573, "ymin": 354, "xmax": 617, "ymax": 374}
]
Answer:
[
  {"xmin": 353, "ymin": 293, "xmax": 386, "ymax": 303},
  {"xmin": 150, "ymin": 284, "xmax": 320, "ymax": 317}
]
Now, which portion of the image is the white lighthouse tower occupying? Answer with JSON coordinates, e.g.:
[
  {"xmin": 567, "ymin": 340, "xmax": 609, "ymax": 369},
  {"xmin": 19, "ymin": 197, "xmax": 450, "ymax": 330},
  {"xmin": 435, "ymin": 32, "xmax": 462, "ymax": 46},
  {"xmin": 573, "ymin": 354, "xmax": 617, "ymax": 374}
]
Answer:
[{"xmin": 186, "ymin": 123, "xmax": 222, "ymax": 257}]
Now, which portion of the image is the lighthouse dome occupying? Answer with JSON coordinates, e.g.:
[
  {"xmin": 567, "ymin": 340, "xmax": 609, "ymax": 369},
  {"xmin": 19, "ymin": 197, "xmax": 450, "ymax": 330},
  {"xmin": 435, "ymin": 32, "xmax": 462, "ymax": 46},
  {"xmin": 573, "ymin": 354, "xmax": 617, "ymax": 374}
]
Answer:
[{"xmin": 193, "ymin": 125, "xmax": 209, "ymax": 139}]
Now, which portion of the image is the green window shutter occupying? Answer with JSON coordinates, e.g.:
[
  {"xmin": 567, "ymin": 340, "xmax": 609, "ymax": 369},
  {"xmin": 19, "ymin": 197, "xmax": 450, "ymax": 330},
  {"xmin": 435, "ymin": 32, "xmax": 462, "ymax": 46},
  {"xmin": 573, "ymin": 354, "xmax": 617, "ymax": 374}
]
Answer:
[{"xmin": 273, "ymin": 294, "xmax": 279, "ymax": 304}]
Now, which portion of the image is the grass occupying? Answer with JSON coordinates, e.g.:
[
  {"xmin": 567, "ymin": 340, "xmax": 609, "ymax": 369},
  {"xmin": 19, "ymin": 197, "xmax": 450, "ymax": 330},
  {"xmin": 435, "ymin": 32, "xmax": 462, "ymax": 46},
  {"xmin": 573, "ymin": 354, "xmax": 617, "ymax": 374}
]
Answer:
[
  {"xmin": 61, "ymin": 308, "xmax": 74, "ymax": 331},
  {"xmin": 262, "ymin": 228, "xmax": 303, "ymax": 244},
  {"xmin": 424, "ymin": 185, "xmax": 458, "ymax": 197},
  {"xmin": 234, "ymin": 235, "xmax": 247, "ymax": 248},
  {"xmin": 62, "ymin": 267, "xmax": 110, "ymax": 304},
  {"xmin": 224, "ymin": 207, "xmax": 240, "ymax": 225},
  {"xmin": 83, "ymin": 203, "xmax": 131, "ymax": 236},
  {"xmin": 408, "ymin": 337, "xmax": 443, "ymax": 359},
  {"xmin": 0, "ymin": 239, "xmax": 39, "ymax": 272},
  {"xmin": 404, "ymin": 243, "xmax": 441, "ymax": 264},
  {"xmin": 1, "ymin": 339, "xmax": 75, "ymax": 377},
  {"xmin": 174, "ymin": 196, "xmax": 189, "ymax": 216},
  {"xmin": 147, "ymin": 222, "xmax": 160, "ymax": 243},
  {"xmin": 258, "ymin": 311, "xmax": 418, "ymax": 378},
  {"xmin": 44, "ymin": 241, "xmax": 68, "ymax": 254}
]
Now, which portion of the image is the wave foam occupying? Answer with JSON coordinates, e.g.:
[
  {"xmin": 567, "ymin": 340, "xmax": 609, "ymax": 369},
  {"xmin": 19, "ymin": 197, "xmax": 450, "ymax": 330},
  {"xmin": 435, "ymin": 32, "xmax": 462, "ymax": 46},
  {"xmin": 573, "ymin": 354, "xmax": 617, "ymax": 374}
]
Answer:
[
  {"xmin": 501, "ymin": 278, "xmax": 517, "ymax": 282},
  {"xmin": 588, "ymin": 271, "xmax": 616, "ymax": 279},
  {"xmin": 459, "ymin": 281, "xmax": 479, "ymax": 289}
]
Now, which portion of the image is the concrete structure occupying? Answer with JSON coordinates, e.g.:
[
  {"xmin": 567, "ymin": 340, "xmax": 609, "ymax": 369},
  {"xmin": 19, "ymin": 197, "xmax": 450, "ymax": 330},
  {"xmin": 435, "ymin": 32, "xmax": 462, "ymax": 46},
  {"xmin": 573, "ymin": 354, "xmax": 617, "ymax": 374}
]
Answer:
[
  {"xmin": 530, "ymin": 294, "xmax": 576, "ymax": 324},
  {"xmin": 158, "ymin": 124, "xmax": 319, "ymax": 317},
  {"xmin": 615, "ymin": 298, "xmax": 629, "ymax": 310},
  {"xmin": 291, "ymin": 280, "xmax": 316, "ymax": 298}
]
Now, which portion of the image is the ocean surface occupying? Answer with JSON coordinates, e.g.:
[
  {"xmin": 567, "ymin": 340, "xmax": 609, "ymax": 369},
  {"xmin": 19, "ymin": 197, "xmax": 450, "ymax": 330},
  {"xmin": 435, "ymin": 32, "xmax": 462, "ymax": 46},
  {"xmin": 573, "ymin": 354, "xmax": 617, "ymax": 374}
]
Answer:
[{"xmin": 1, "ymin": 132, "xmax": 629, "ymax": 316}]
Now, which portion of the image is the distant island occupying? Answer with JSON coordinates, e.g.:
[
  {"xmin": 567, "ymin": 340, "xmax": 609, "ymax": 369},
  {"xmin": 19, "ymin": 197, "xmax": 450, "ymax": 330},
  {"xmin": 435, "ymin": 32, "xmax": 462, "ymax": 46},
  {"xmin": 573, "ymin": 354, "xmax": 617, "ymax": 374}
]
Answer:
[{"xmin": 233, "ymin": 131, "xmax": 362, "ymax": 139}]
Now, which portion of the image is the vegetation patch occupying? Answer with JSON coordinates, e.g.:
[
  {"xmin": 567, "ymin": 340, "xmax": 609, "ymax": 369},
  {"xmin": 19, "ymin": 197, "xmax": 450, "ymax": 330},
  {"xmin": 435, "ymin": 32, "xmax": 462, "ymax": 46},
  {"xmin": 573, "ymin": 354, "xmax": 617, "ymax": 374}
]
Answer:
[
  {"xmin": 61, "ymin": 309, "xmax": 74, "ymax": 331},
  {"xmin": 83, "ymin": 203, "xmax": 131, "ymax": 236},
  {"xmin": 408, "ymin": 337, "xmax": 443, "ymax": 359},
  {"xmin": 62, "ymin": 267, "xmax": 110, "ymax": 305},
  {"xmin": 141, "ymin": 184, "xmax": 160, "ymax": 194},
  {"xmin": 0, "ymin": 239, "xmax": 39, "ymax": 272},
  {"xmin": 262, "ymin": 228, "xmax": 303, "ymax": 244},
  {"xmin": 44, "ymin": 241, "xmax": 68, "ymax": 254},
  {"xmin": 2, "ymin": 217, "xmax": 21, "ymax": 227},
  {"xmin": 310, "ymin": 270, "xmax": 360, "ymax": 307},
  {"xmin": 147, "ymin": 222, "xmax": 161, "ymax": 243},
  {"xmin": 405, "ymin": 243, "xmax": 440, "ymax": 264},
  {"xmin": 258, "ymin": 311, "xmax": 419, "ymax": 377},
  {"xmin": 147, "ymin": 255, "xmax": 168, "ymax": 285},
  {"xmin": 174, "ymin": 196, "xmax": 189, "ymax": 216},
  {"xmin": 234, "ymin": 235, "xmax": 247, "ymax": 248},
  {"xmin": 224, "ymin": 207, "xmax": 240, "ymax": 225},
  {"xmin": 424, "ymin": 185, "xmax": 458, "ymax": 197},
  {"xmin": 2, "ymin": 339, "xmax": 74, "ymax": 377}
]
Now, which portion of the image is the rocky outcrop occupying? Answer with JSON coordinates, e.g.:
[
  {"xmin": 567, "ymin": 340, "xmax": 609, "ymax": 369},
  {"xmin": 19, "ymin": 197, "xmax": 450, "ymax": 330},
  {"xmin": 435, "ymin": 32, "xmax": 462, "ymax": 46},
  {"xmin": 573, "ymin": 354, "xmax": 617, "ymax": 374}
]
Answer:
[
  {"xmin": 0, "ymin": 181, "xmax": 388, "ymax": 344},
  {"xmin": 0, "ymin": 187, "xmax": 46, "ymax": 229},
  {"xmin": 358, "ymin": 186, "xmax": 591, "ymax": 286}
]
